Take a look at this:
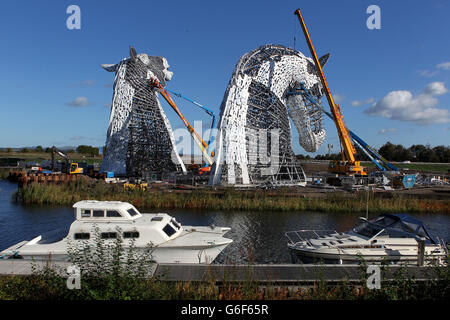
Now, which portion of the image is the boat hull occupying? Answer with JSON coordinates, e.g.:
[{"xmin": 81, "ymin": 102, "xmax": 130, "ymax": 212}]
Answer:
[
  {"xmin": 288, "ymin": 247, "xmax": 447, "ymax": 265},
  {"xmin": 3, "ymin": 243, "xmax": 232, "ymax": 264}
]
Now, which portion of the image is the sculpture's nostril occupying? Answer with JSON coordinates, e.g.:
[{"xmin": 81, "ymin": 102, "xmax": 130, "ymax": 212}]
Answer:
[{"xmin": 164, "ymin": 70, "xmax": 173, "ymax": 81}]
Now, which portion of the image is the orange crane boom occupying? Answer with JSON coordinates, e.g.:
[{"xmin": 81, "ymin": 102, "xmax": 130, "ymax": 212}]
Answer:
[
  {"xmin": 149, "ymin": 78, "xmax": 214, "ymax": 166},
  {"xmin": 294, "ymin": 9, "xmax": 366, "ymax": 176}
]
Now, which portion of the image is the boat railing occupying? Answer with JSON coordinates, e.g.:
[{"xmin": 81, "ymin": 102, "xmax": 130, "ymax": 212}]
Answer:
[
  {"xmin": 285, "ymin": 229, "xmax": 338, "ymax": 245},
  {"xmin": 437, "ymin": 237, "xmax": 448, "ymax": 255}
]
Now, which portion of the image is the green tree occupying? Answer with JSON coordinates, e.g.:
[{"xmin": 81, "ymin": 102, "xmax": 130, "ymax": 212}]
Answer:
[
  {"xmin": 432, "ymin": 146, "xmax": 449, "ymax": 163},
  {"xmin": 35, "ymin": 146, "xmax": 43, "ymax": 152},
  {"xmin": 76, "ymin": 145, "xmax": 99, "ymax": 156},
  {"xmin": 378, "ymin": 142, "xmax": 396, "ymax": 161}
]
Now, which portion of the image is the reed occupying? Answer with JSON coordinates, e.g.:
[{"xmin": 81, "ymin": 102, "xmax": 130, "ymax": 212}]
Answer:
[
  {"xmin": 0, "ymin": 168, "xmax": 12, "ymax": 180},
  {"xmin": 15, "ymin": 179, "xmax": 450, "ymax": 214}
]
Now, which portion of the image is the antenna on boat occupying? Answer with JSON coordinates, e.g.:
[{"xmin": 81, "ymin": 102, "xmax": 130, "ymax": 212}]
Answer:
[{"xmin": 365, "ymin": 177, "xmax": 369, "ymax": 220}]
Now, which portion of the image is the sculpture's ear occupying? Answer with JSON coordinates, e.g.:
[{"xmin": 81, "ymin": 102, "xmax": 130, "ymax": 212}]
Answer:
[
  {"xmin": 129, "ymin": 46, "xmax": 137, "ymax": 61},
  {"xmin": 101, "ymin": 64, "xmax": 119, "ymax": 72},
  {"xmin": 319, "ymin": 53, "xmax": 330, "ymax": 68}
]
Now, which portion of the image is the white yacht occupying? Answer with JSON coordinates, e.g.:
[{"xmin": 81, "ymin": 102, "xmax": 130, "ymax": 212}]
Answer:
[
  {"xmin": 286, "ymin": 214, "xmax": 448, "ymax": 265},
  {"xmin": 0, "ymin": 200, "xmax": 233, "ymax": 264}
]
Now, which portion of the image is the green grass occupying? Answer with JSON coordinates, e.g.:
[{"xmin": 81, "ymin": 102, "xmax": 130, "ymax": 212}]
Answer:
[
  {"xmin": 0, "ymin": 151, "xmax": 102, "ymax": 165},
  {"xmin": 362, "ymin": 161, "xmax": 450, "ymax": 173},
  {"xmin": 15, "ymin": 178, "xmax": 450, "ymax": 213}
]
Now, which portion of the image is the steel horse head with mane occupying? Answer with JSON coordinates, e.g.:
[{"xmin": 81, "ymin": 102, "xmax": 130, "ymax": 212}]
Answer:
[
  {"xmin": 100, "ymin": 46, "xmax": 185, "ymax": 177},
  {"xmin": 210, "ymin": 44, "xmax": 327, "ymax": 186}
]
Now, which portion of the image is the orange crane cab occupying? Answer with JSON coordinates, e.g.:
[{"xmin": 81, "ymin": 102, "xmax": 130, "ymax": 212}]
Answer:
[{"xmin": 294, "ymin": 9, "xmax": 366, "ymax": 176}]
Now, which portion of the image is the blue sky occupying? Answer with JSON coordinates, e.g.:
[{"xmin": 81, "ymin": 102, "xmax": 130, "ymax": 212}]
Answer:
[{"xmin": 0, "ymin": 0, "xmax": 449, "ymax": 156}]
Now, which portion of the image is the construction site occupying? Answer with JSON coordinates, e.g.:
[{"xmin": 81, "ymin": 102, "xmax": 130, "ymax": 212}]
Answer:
[{"xmin": 2, "ymin": 9, "xmax": 449, "ymax": 199}]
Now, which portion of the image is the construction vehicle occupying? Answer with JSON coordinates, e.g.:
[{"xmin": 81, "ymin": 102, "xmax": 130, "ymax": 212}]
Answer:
[
  {"xmin": 51, "ymin": 146, "xmax": 90, "ymax": 174},
  {"xmin": 123, "ymin": 181, "xmax": 148, "ymax": 191},
  {"xmin": 167, "ymin": 89, "xmax": 216, "ymax": 155},
  {"xmin": 294, "ymin": 9, "xmax": 367, "ymax": 176},
  {"xmin": 166, "ymin": 89, "xmax": 217, "ymax": 175},
  {"xmin": 149, "ymin": 78, "xmax": 214, "ymax": 171}
]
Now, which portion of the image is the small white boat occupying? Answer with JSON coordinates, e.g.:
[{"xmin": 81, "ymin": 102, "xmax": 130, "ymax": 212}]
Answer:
[
  {"xmin": 0, "ymin": 200, "xmax": 233, "ymax": 264},
  {"xmin": 286, "ymin": 214, "xmax": 448, "ymax": 265}
]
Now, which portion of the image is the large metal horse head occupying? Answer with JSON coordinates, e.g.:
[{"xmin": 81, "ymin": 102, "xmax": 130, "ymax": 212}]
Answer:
[{"xmin": 100, "ymin": 46, "xmax": 185, "ymax": 177}]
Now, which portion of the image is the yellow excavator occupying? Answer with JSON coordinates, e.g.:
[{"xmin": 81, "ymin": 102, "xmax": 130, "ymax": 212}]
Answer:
[
  {"xmin": 51, "ymin": 146, "xmax": 84, "ymax": 174},
  {"xmin": 294, "ymin": 9, "xmax": 366, "ymax": 176}
]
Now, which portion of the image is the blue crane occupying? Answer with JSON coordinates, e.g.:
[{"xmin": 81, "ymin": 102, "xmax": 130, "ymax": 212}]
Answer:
[
  {"xmin": 166, "ymin": 89, "xmax": 216, "ymax": 161},
  {"xmin": 288, "ymin": 83, "xmax": 398, "ymax": 172}
]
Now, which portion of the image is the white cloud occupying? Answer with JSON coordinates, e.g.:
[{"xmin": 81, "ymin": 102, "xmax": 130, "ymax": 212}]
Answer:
[
  {"xmin": 67, "ymin": 96, "xmax": 89, "ymax": 107},
  {"xmin": 364, "ymin": 82, "xmax": 450, "ymax": 125},
  {"xmin": 424, "ymin": 82, "xmax": 447, "ymax": 95},
  {"xmin": 378, "ymin": 128, "xmax": 396, "ymax": 134},
  {"xmin": 418, "ymin": 69, "xmax": 438, "ymax": 78},
  {"xmin": 418, "ymin": 62, "xmax": 450, "ymax": 78},
  {"xmin": 351, "ymin": 97, "xmax": 374, "ymax": 107},
  {"xmin": 437, "ymin": 62, "xmax": 450, "ymax": 70}
]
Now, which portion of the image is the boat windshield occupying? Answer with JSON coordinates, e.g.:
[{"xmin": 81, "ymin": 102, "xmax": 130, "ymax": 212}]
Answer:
[
  {"xmin": 351, "ymin": 214, "xmax": 436, "ymax": 244},
  {"xmin": 352, "ymin": 220, "xmax": 384, "ymax": 238}
]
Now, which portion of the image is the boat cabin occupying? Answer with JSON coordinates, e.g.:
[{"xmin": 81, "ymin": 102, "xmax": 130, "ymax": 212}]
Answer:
[
  {"xmin": 73, "ymin": 200, "xmax": 142, "ymax": 221},
  {"xmin": 70, "ymin": 200, "xmax": 183, "ymax": 244},
  {"xmin": 351, "ymin": 213, "xmax": 437, "ymax": 244}
]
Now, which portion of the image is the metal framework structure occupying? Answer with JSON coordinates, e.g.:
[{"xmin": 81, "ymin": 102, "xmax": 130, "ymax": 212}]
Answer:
[
  {"xmin": 210, "ymin": 44, "xmax": 326, "ymax": 186},
  {"xmin": 100, "ymin": 46, "xmax": 186, "ymax": 177}
]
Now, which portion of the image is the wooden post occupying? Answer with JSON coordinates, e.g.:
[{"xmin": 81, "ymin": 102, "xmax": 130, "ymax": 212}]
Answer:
[{"xmin": 417, "ymin": 237, "xmax": 426, "ymax": 266}]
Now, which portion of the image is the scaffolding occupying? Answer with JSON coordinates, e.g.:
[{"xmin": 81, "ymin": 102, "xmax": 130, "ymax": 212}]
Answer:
[
  {"xmin": 100, "ymin": 46, "xmax": 186, "ymax": 177},
  {"xmin": 210, "ymin": 44, "xmax": 326, "ymax": 186}
]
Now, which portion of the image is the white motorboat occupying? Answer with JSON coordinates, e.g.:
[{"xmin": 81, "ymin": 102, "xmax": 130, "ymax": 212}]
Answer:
[
  {"xmin": 286, "ymin": 213, "xmax": 448, "ymax": 265},
  {"xmin": 0, "ymin": 200, "xmax": 233, "ymax": 264}
]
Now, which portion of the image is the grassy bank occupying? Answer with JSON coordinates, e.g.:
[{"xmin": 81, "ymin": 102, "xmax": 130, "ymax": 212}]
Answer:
[
  {"xmin": 0, "ymin": 151, "xmax": 102, "ymax": 165},
  {"xmin": 362, "ymin": 161, "xmax": 450, "ymax": 173},
  {"xmin": 1, "ymin": 266, "xmax": 448, "ymax": 300},
  {"xmin": 15, "ymin": 179, "xmax": 450, "ymax": 213}
]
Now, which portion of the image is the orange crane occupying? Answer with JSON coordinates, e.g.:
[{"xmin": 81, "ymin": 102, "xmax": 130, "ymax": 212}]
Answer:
[
  {"xmin": 149, "ymin": 78, "xmax": 214, "ymax": 168},
  {"xmin": 294, "ymin": 9, "xmax": 366, "ymax": 176}
]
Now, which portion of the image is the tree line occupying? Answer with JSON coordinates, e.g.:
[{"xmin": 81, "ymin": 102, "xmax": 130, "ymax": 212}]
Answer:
[
  {"xmin": 4, "ymin": 145, "xmax": 100, "ymax": 156},
  {"xmin": 300, "ymin": 142, "xmax": 450, "ymax": 163}
]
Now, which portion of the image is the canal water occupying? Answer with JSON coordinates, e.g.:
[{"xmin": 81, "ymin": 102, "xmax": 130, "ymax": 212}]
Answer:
[{"xmin": 0, "ymin": 180, "xmax": 449, "ymax": 263}]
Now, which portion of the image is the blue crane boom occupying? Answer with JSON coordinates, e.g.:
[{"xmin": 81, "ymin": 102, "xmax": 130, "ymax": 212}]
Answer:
[
  {"xmin": 166, "ymin": 89, "xmax": 216, "ymax": 154},
  {"xmin": 288, "ymin": 84, "xmax": 398, "ymax": 172}
]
